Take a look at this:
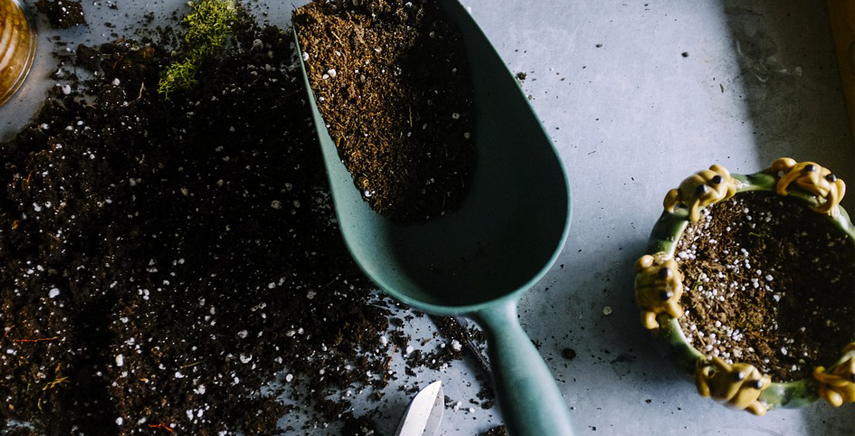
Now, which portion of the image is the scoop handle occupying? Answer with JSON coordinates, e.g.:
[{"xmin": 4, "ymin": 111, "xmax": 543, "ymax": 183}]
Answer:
[{"xmin": 473, "ymin": 299, "xmax": 575, "ymax": 436}]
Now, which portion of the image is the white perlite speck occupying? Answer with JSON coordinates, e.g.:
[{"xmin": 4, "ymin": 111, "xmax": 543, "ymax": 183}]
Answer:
[
  {"xmin": 116, "ymin": 417, "xmax": 124, "ymax": 426},
  {"xmin": 285, "ymin": 373, "xmax": 294, "ymax": 382},
  {"xmin": 239, "ymin": 354, "xmax": 253, "ymax": 363},
  {"xmin": 237, "ymin": 330, "xmax": 248, "ymax": 339},
  {"xmin": 451, "ymin": 340, "xmax": 462, "ymax": 352},
  {"xmin": 48, "ymin": 288, "xmax": 60, "ymax": 299},
  {"xmin": 115, "ymin": 354, "xmax": 124, "ymax": 367},
  {"xmin": 602, "ymin": 306, "xmax": 613, "ymax": 316},
  {"xmin": 327, "ymin": 69, "xmax": 337, "ymax": 78}
]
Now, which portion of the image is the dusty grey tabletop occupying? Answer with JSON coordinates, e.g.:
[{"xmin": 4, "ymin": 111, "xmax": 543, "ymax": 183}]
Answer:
[{"xmin": 1, "ymin": 0, "xmax": 853, "ymax": 435}]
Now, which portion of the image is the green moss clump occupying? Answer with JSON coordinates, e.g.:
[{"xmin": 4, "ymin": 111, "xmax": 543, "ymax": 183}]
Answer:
[{"xmin": 158, "ymin": 0, "xmax": 237, "ymax": 98}]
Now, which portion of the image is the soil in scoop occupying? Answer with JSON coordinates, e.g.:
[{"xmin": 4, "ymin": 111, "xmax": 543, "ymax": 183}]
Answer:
[
  {"xmin": 293, "ymin": 0, "xmax": 477, "ymax": 222},
  {"xmin": 0, "ymin": 5, "xmax": 483, "ymax": 435},
  {"xmin": 675, "ymin": 191, "xmax": 855, "ymax": 382}
]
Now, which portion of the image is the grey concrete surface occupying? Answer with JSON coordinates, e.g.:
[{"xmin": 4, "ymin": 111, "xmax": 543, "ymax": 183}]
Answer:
[{"xmin": 1, "ymin": 1, "xmax": 852, "ymax": 435}]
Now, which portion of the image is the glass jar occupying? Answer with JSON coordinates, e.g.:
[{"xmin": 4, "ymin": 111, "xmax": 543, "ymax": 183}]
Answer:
[{"xmin": 0, "ymin": 0, "xmax": 37, "ymax": 108}]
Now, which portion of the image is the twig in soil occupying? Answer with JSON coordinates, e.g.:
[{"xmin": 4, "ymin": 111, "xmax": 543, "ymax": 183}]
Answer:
[
  {"xmin": 149, "ymin": 423, "xmax": 175, "ymax": 433},
  {"xmin": 382, "ymin": 344, "xmax": 398, "ymax": 382},
  {"xmin": 330, "ymin": 30, "xmax": 344, "ymax": 46},
  {"xmin": 43, "ymin": 376, "xmax": 68, "ymax": 390},
  {"xmin": 180, "ymin": 361, "xmax": 201, "ymax": 368},
  {"xmin": 695, "ymin": 331, "xmax": 708, "ymax": 350},
  {"xmin": 13, "ymin": 336, "xmax": 59, "ymax": 343},
  {"xmin": 111, "ymin": 52, "xmax": 132, "ymax": 75}
]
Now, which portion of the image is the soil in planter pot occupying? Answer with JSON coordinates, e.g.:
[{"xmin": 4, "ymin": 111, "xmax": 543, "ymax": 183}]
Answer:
[
  {"xmin": 675, "ymin": 191, "xmax": 855, "ymax": 382},
  {"xmin": 0, "ymin": 4, "xmax": 486, "ymax": 435},
  {"xmin": 293, "ymin": 0, "xmax": 477, "ymax": 222}
]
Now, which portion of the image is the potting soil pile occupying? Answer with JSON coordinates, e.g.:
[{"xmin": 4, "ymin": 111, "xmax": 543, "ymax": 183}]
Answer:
[{"xmin": 0, "ymin": 3, "xmax": 484, "ymax": 435}]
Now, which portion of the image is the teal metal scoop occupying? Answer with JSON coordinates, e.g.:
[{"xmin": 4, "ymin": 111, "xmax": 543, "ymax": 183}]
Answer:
[{"xmin": 294, "ymin": 2, "xmax": 573, "ymax": 435}]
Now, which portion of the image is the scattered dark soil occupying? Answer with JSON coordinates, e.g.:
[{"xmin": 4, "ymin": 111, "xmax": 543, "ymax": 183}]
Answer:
[
  {"xmin": 293, "ymin": 0, "xmax": 477, "ymax": 222},
  {"xmin": 0, "ymin": 4, "xmax": 486, "ymax": 435},
  {"xmin": 561, "ymin": 348, "xmax": 577, "ymax": 360},
  {"xmin": 483, "ymin": 425, "xmax": 509, "ymax": 436},
  {"xmin": 430, "ymin": 315, "xmax": 491, "ymax": 376},
  {"xmin": 36, "ymin": 0, "xmax": 87, "ymax": 29},
  {"xmin": 675, "ymin": 191, "xmax": 855, "ymax": 382}
]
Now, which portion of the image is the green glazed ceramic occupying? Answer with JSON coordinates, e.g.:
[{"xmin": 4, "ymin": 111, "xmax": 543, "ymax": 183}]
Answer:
[
  {"xmin": 644, "ymin": 166, "xmax": 855, "ymax": 412},
  {"xmin": 294, "ymin": 1, "xmax": 574, "ymax": 435}
]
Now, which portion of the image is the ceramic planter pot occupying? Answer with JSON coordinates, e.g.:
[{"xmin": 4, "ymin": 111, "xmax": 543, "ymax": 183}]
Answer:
[
  {"xmin": 636, "ymin": 158, "xmax": 855, "ymax": 415},
  {"xmin": 0, "ymin": 0, "xmax": 37, "ymax": 108}
]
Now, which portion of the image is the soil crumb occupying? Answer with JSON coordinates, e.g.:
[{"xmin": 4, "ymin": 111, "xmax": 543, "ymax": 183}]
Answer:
[{"xmin": 562, "ymin": 348, "xmax": 577, "ymax": 360}]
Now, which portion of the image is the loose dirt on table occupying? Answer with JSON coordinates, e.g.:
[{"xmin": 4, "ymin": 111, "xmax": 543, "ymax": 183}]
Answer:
[
  {"xmin": 293, "ymin": 0, "xmax": 477, "ymax": 222},
  {"xmin": 35, "ymin": 0, "xmax": 86, "ymax": 29},
  {"xmin": 0, "ymin": 3, "xmax": 484, "ymax": 435},
  {"xmin": 483, "ymin": 425, "xmax": 509, "ymax": 436},
  {"xmin": 675, "ymin": 191, "xmax": 855, "ymax": 382}
]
